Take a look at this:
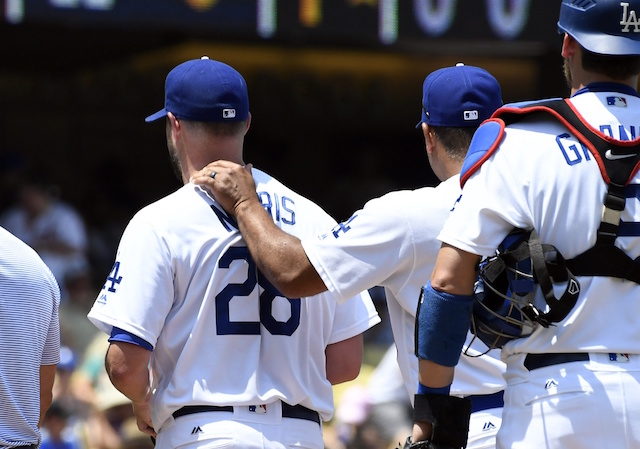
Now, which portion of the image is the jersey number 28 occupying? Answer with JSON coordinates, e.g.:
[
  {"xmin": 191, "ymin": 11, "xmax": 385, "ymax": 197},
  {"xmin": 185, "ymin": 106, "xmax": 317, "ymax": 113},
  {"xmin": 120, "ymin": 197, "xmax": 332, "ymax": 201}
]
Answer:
[{"xmin": 216, "ymin": 246, "xmax": 301, "ymax": 336}]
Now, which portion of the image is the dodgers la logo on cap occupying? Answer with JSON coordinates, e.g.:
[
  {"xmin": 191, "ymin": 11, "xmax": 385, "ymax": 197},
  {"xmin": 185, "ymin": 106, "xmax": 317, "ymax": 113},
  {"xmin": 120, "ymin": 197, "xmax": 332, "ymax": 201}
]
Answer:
[{"xmin": 145, "ymin": 56, "xmax": 250, "ymax": 123}]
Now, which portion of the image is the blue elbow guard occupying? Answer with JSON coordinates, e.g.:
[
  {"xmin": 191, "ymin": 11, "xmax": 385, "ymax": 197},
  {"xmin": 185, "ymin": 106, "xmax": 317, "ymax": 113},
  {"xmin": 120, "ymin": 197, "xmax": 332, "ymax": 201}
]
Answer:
[{"xmin": 415, "ymin": 282, "xmax": 474, "ymax": 366}]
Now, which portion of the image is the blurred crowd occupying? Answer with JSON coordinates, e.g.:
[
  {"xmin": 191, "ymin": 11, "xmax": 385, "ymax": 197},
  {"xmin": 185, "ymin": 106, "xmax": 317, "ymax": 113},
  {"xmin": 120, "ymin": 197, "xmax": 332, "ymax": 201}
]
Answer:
[
  {"xmin": 0, "ymin": 154, "xmax": 412, "ymax": 449},
  {"xmin": 0, "ymin": 153, "xmax": 154, "ymax": 449}
]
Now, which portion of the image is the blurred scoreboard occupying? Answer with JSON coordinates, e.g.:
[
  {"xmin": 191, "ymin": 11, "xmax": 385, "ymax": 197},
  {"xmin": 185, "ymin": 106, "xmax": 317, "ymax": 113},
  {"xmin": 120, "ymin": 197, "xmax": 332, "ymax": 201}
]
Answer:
[{"xmin": 2, "ymin": 0, "xmax": 560, "ymax": 50}]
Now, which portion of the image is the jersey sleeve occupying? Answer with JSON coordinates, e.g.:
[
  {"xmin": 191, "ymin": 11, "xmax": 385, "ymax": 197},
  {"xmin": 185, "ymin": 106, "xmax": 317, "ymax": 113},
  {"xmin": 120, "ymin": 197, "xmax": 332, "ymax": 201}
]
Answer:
[
  {"xmin": 438, "ymin": 127, "xmax": 533, "ymax": 256},
  {"xmin": 327, "ymin": 289, "xmax": 381, "ymax": 345},
  {"xmin": 87, "ymin": 215, "xmax": 174, "ymax": 347},
  {"xmin": 301, "ymin": 192, "xmax": 417, "ymax": 303}
]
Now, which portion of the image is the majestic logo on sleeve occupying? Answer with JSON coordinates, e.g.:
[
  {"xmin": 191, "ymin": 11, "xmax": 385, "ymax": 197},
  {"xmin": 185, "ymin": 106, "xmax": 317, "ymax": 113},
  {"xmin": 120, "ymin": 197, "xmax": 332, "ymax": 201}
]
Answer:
[{"xmin": 620, "ymin": 2, "xmax": 640, "ymax": 32}]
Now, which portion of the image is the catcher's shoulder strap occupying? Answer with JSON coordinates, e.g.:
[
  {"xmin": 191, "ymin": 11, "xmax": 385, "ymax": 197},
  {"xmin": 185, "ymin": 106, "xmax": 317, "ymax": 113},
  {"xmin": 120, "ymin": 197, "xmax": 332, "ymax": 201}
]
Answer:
[
  {"xmin": 489, "ymin": 98, "xmax": 640, "ymax": 282},
  {"xmin": 460, "ymin": 98, "xmax": 564, "ymax": 187}
]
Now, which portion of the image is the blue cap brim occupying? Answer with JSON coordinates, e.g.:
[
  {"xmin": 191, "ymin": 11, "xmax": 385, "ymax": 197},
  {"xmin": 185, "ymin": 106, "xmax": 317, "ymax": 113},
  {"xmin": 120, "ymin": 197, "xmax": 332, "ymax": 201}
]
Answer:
[{"xmin": 145, "ymin": 108, "xmax": 168, "ymax": 122}]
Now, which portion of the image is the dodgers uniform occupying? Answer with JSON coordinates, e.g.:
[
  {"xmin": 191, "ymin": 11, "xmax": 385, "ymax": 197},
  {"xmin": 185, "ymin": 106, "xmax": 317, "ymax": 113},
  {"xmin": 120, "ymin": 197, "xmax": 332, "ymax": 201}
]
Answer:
[
  {"xmin": 87, "ymin": 167, "xmax": 380, "ymax": 449},
  {"xmin": 301, "ymin": 174, "xmax": 506, "ymax": 449},
  {"xmin": 440, "ymin": 85, "xmax": 640, "ymax": 448}
]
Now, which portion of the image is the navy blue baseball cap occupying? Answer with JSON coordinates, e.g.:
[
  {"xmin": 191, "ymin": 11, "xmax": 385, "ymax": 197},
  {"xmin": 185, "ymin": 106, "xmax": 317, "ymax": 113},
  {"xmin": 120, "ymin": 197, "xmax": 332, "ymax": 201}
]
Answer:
[
  {"xmin": 417, "ymin": 63, "xmax": 502, "ymax": 128},
  {"xmin": 145, "ymin": 56, "xmax": 249, "ymax": 123}
]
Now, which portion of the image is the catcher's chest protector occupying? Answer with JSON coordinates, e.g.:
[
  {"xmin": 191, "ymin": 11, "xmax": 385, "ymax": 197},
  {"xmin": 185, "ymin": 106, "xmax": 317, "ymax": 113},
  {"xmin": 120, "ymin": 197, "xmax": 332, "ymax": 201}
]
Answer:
[{"xmin": 466, "ymin": 99, "xmax": 640, "ymax": 283}]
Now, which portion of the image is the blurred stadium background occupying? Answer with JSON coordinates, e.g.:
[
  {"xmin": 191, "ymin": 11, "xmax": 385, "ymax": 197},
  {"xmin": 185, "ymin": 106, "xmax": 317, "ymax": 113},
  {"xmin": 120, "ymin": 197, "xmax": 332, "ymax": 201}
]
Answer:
[
  {"xmin": 0, "ymin": 0, "xmax": 566, "ymax": 222},
  {"xmin": 0, "ymin": 2, "xmax": 569, "ymax": 447}
]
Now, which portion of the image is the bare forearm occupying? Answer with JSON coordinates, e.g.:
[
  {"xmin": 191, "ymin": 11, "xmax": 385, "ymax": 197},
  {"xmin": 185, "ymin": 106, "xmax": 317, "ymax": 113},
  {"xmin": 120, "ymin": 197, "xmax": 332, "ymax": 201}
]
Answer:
[
  {"xmin": 418, "ymin": 359, "xmax": 455, "ymax": 388},
  {"xmin": 105, "ymin": 343, "xmax": 151, "ymax": 403},
  {"xmin": 234, "ymin": 197, "xmax": 326, "ymax": 298},
  {"xmin": 325, "ymin": 335, "xmax": 363, "ymax": 385},
  {"xmin": 39, "ymin": 364, "xmax": 56, "ymax": 427}
]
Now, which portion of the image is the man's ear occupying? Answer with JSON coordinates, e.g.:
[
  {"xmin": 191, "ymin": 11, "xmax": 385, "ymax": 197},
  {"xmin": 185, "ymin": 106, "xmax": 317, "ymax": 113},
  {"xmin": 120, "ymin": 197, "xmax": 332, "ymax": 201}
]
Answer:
[
  {"xmin": 423, "ymin": 123, "xmax": 436, "ymax": 154},
  {"xmin": 167, "ymin": 112, "xmax": 179, "ymax": 129},
  {"xmin": 561, "ymin": 33, "xmax": 576, "ymax": 59},
  {"xmin": 245, "ymin": 112, "xmax": 252, "ymax": 134}
]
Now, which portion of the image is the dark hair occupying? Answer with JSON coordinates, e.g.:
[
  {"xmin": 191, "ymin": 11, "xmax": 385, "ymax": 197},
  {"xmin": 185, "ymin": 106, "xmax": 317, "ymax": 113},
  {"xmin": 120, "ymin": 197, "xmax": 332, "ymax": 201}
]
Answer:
[
  {"xmin": 582, "ymin": 49, "xmax": 640, "ymax": 80},
  {"xmin": 430, "ymin": 126, "xmax": 478, "ymax": 161},
  {"xmin": 182, "ymin": 119, "xmax": 248, "ymax": 137}
]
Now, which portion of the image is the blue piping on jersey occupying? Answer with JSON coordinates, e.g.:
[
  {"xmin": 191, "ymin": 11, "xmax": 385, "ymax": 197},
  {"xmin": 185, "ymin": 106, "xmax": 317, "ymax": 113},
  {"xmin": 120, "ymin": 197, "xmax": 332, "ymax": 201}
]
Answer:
[
  {"xmin": 110, "ymin": 327, "xmax": 153, "ymax": 351},
  {"xmin": 572, "ymin": 82, "xmax": 640, "ymax": 98}
]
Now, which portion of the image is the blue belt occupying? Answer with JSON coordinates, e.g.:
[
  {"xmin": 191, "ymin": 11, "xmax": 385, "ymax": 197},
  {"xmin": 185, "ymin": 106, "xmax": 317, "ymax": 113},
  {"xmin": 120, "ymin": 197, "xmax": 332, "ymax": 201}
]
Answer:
[
  {"xmin": 467, "ymin": 390, "xmax": 504, "ymax": 413},
  {"xmin": 172, "ymin": 403, "xmax": 320, "ymax": 425}
]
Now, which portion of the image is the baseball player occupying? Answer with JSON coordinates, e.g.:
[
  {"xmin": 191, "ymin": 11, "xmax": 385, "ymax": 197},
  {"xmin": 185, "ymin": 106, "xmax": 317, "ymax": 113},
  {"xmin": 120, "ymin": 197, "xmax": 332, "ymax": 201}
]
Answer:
[
  {"xmin": 87, "ymin": 57, "xmax": 380, "ymax": 449},
  {"xmin": 412, "ymin": 1, "xmax": 640, "ymax": 448},
  {"xmin": 192, "ymin": 64, "xmax": 506, "ymax": 449}
]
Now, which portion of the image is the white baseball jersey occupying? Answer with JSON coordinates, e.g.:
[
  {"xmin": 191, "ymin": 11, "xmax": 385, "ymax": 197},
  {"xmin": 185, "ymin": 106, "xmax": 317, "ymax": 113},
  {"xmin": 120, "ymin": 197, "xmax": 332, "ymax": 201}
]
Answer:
[
  {"xmin": 87, "ymin": 168, "xmax": 380, "ymax": 432},
  {"xmin": 441, "ymin": 86, "xmax": 640, "ymax": 357},
  {"xmin": 440, "ymin": 86, "xmax": 640, "ymax": 448},
  {"xmin": 301, "ymin": 175, "xmax": 506, "ymax": 402}
]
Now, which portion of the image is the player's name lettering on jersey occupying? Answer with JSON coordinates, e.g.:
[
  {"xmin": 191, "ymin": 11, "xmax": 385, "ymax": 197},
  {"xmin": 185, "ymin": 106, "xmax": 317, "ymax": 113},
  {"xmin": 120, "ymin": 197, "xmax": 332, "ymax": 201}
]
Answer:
[
  {"xmin": 599, "ymin": 124, "xmax": 640, "ymax": 141},
  {"xmin": 621, "ymin": 2, "xmax": 640, "ymax": 33},
  {"xmin": 258, "ymin": 191, "xmax": 296, "ymax": 226},
  {"xmin": 213, "ymin": 192, "xmax": 296, "ymax": 232}
]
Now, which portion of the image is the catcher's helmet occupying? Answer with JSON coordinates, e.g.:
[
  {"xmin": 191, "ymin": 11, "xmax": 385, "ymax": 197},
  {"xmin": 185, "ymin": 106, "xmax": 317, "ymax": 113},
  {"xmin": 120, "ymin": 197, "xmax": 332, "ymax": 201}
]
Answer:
[
  {"xmin": 469, "ymin": 230, "xmax": 581, "ymax": 351},
  {"xmin": 558, "ymin": 0, "xmax": 640, "ymax": 56}
]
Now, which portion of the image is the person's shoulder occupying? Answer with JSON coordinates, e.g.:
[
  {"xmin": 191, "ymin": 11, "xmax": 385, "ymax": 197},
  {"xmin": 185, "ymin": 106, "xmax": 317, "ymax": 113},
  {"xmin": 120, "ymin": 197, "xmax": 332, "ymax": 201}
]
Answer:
[
  {"xmin": 365, "ymin": 186, "xmax": 443, "ymax": 209},
  {"xmin": 130, "ymin": 185, "xmax": 196, "ymax": 219},
  {"xmin": 0, "ymin": 225, "xmax": 38, "ymax": 256},
  {"xmin": 0, "ymin": 226, "xmax": 59, "ymax": 286},
  {"xmin": 253, "ymin": 167, "xmax": 332, "ymax": 212},
  {"xmin": 492, "ymin": 97, "xmax": 569, "ymax": 130},
  {"xmin": 252, "ymin": 167, "xmax": 292, "ymax": 195},
  {"xmin": 359, "ymin": 184, "xmax": 456, "ymax": 224},
  {"xmin": 500, "ymin": 97, "xmax": 564, "ymax": 110}
]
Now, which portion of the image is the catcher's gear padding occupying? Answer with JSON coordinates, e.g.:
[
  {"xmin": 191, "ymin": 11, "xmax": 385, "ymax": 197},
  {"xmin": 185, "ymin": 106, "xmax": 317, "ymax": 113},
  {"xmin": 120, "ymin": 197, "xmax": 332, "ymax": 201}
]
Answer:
[
  {"xmin": 410, "ymin": 394, "xmax": 472, "ymax": 449},
  {"xmin": 488, "ymin": 99, "xmax": 640, "ymax": 283},
  {"xmin": 470, "ymin": 229, "xmax": 581, "ymax": 350}
]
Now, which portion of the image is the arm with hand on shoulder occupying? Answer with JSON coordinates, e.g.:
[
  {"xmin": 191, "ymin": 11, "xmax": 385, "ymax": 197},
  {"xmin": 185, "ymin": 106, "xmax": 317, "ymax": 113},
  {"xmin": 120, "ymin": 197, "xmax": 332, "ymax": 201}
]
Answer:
[{"xmin": 191, "ymin": 160, "xmax": 327, "ymax": 298}]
